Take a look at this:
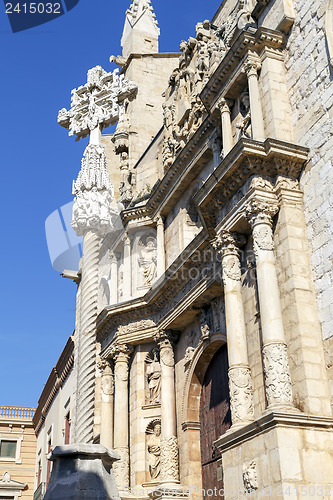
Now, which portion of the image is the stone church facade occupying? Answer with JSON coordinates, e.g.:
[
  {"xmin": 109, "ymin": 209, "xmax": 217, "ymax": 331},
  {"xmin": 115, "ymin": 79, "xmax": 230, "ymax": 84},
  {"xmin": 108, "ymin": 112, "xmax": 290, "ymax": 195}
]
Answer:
[{"xmin": 35, "ymin": 0, "xmax": 333, "ymax": 498}]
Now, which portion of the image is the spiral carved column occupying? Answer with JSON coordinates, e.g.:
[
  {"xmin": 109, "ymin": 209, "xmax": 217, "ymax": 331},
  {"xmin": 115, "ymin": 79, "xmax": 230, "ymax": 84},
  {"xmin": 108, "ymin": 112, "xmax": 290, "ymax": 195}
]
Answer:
[{"xmin": 75, "ymin": 229, "xmax": 100, "ymax": 443}]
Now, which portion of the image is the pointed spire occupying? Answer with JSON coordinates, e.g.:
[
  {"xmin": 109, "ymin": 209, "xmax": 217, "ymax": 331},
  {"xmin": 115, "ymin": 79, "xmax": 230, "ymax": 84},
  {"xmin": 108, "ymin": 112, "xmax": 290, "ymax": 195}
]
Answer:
[{"xmin": 121, "ymin": 0, "xmax": 160, "ymax": 58}]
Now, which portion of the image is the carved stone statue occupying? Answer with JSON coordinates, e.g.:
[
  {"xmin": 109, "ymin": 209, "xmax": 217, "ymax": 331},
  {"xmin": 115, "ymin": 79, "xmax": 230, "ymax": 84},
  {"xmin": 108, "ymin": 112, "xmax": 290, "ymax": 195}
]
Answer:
[
  {"xmin": 146, "ymin": 349, "xmax": 161, "ymax": 404},
  {"xmin": 237, "ymin": 91, "xmax": 252, "ymax": 139},
  {"xmin": 138, "ymin": 237, "xmax": 157, "ymax": 287},
  {"xmin": 147, "ymin": 421, "xmax": 161, "ymax": 480}
]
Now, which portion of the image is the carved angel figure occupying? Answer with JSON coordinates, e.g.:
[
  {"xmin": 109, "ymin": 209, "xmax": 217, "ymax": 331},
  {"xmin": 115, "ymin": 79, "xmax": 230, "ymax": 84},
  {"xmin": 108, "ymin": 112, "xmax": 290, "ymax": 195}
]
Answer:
[{"xmin": 148, "ymin": 422, "xmax": 161, "ymax": 480}]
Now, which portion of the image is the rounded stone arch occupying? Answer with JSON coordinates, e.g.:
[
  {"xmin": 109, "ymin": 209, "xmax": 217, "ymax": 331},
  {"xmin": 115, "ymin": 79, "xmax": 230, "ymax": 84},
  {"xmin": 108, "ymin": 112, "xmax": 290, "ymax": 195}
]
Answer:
[{"xmin": 182, "ymin": 332, "xmax": 227, "ymax": 426}]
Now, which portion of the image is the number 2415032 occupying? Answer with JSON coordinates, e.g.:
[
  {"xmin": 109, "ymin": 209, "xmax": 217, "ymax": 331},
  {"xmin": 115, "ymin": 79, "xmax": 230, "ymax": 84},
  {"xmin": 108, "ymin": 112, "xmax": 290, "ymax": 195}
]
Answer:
[{"xmin": 6, "ymin": 3, "xmax": 61, "ymax": 14}]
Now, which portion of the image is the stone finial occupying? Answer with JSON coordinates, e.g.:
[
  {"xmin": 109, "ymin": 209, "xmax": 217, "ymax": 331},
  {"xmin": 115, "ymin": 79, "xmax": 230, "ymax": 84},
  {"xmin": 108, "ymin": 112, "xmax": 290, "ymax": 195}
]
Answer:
[{"xmin": 121, "ymin": 0, "xmax": 160, "ymax": 58}]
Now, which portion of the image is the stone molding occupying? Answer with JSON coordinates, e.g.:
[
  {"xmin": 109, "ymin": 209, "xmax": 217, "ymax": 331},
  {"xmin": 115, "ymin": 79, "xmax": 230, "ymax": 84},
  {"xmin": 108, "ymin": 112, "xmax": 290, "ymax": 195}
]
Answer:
[{"xmin": 215, "ymin": 412, "xmax": 333, "ymax": 452}]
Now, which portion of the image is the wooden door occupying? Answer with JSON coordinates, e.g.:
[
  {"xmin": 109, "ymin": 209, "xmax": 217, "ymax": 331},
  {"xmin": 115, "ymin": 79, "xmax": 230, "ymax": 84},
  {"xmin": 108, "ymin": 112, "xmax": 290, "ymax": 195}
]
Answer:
[{"xmin": 200, "ymin": 345, "xmax": 231, "ymax": 499}]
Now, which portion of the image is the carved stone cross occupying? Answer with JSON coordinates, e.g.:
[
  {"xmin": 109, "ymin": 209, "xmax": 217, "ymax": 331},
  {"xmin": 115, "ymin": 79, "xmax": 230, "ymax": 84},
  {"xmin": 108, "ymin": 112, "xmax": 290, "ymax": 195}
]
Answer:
[
  {"xmin": 58, "ymin": 65, "xmax": 137, "ymax": 145},
  {"xmin": 57, "ymin": 64, "xmax": 137, "ymax": 237}
]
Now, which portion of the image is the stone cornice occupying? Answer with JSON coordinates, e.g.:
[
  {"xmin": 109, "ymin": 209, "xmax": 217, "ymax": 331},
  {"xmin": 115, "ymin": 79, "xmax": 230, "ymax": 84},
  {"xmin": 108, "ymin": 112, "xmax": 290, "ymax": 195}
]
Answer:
[
  {"xmin": 215, "ymin": 411, "xmax": 333, "ymax": 452},
  {"xmin": 120, "ymin": 115, "xmax": 216, "ymax": 225},
  {"xmin": 193, "ymin": 137, "xmax": 309, "ymax": 234},
  {"xmin": 96, "ymin": 230, "xmax": 218, "ymax": 343},
  {"xmin": 200, "ymin": 27, "xmax": 286, "ymax": 110}
]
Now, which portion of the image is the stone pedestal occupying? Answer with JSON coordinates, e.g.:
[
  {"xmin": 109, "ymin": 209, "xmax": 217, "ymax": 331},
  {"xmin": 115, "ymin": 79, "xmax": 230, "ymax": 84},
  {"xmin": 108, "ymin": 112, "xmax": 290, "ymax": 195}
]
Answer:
[{"xmin": 44, "ymin": 444, "xmax": 120, "ymax": 500}]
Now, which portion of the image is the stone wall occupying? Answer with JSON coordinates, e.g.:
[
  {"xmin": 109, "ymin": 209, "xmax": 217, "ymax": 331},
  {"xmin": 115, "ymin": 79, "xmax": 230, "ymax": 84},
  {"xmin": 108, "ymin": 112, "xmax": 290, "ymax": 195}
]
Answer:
[{"xmin": 283, "ymin": 0, "xmax": 333, "ymax": 404}]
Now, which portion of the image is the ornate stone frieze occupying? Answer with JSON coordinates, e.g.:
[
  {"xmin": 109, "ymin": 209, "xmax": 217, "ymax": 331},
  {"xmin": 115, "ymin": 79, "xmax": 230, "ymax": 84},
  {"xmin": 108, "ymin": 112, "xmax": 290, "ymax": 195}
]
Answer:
[
  {"xmin": 243, "ymin": 460, "xmax": 258, "ymax": 493},
  {"xmin": 262, "ymin": 342, "xmax": 293, "ymax": 407},
  {"xmin": 113, "ymin": 446, "xmax": 129, "ymax": 490},
  {"xmin": 58, "ymin": 65, "xmax": 137, "ymax": 141},
  {"xmin": 228, "ymin": 366, "xmax": 255, "ymax": 424},
  {"xmin": 160, "ymin": 436, "xmax": 180, "ymax": 482},
  {"xmin": 117, "ymin": 319, "xmax": 156, "ymax": 336}
]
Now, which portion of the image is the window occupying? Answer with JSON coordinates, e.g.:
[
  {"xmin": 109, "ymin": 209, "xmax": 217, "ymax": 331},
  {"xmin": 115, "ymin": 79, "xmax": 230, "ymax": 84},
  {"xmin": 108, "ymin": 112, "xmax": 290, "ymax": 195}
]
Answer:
[
  {"xmin": 64, "ymin": 412, "xmax": 71, "ymax": 445},
  {"xmin": 0, "ymin": 440, "xmax": 17, "ymax": 459}
]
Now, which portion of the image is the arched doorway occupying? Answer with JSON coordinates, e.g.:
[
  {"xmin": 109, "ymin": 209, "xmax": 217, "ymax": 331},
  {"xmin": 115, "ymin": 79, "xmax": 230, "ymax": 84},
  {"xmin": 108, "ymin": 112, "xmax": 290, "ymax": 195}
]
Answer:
[{"xmin": 200, "ymin": 344, "xmax": 231, "ymax": 499}]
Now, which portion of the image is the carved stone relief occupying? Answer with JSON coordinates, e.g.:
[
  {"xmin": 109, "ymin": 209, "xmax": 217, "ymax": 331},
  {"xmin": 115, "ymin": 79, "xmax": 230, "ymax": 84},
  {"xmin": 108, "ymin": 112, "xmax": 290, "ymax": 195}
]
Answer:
[
  {"xmin": 228, "ymin": 366, "xmax": 255, "ymax": 423},
  {"xmin": 160, "ymin": 436, "xmax": 180, "ymax": 482},
  {"xmin": 138, "ymin": 236, "xmax": 157, "ymax": 288},
  {"xmin": 243, "ymin": 460, "xmax": 258, "ymax": 493},
  {"xmin": 145, "ymin": 349, "xmax": 161, "ymax": 404},
  {"xmin": 146, "ymin": 420, "xmax": 161, "ymax": 481},
  {"xmin": 262, "ymin": 342, "xmax": 293, "ymax": 407}
]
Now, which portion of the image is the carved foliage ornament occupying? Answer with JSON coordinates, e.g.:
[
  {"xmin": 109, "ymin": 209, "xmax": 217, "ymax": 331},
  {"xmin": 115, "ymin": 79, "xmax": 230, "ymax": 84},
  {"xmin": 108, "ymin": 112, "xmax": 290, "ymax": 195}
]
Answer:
[
  {"xmin": 113, "ymin": 446, "xmax": 129, "ymax": 489},
  {"xmin": 160, "ymin": 436, "xmax": 179, "ymax": 482},
  {"xmin": 58, "ymin": 65, "xmax": 138, "ymax": 140},
  {"xmin": 228, "ymin": 366, "xmax": 254, "ymax": 423},
  {"xmin": 262, "ymin": 342, "xmax": 293, "ymax": 406}
]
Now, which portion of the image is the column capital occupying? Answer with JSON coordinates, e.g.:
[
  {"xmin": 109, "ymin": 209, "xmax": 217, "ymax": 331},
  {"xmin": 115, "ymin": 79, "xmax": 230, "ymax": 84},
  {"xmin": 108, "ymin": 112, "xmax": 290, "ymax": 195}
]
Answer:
[
  {"xmin": 110, "ymin": 251, "xmax": 118, "ymax": 265},
  {"xmin": 98, "ymin": 358, "xmax": 113, "ymax": 375},
  {"xmin": 245, "ymin": 199, "xmax": 279, "ymax": 228},
  {"xmin": 122, "ymin": 233, "xmax": 131, "ymax": 246},
  {"xmin": 216, "ymin": 96, "xmax": 234, "ymax": 113},
  {"xmin": 212, "ymin": 231, "xmax": 246, "ymax": 257},
  {"xmin": 154, "ymin": 213, "xmax": 165, "ymax": 226},
  {"xmin": 154, "ymin": 330, "xmax": 179, "ymax": 350},
  {"xmin": 243, "ymin": 59, "xmax": 261, "ymax": 78},
  {"xmin": 109, "ymin": 343, "xmax": 134, "ymax": 364}
]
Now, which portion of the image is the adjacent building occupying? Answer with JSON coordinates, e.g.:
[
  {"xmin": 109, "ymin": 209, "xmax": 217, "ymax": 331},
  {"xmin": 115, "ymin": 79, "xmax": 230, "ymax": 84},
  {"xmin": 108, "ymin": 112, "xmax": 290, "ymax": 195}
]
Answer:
[
  {"xmin": 35, "ymin": 0, "xmax": 333, "ymax": 498},
  {"xmin": 0, "ymin": 406, "xmax": 36, "ymax": 499}
]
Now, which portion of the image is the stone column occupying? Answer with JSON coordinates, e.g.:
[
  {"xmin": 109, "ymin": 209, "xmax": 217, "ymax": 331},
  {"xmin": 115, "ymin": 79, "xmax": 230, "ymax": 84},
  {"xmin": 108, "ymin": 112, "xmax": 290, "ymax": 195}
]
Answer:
[
  {"xmin": 123, "ymin": 234, "xmax": 132, "ymax": 301},
  {"xmin": 156, "ymin": 215, "xmax": 166, "ymax": 278},
  {"xmin": 217, "ymin": 98, "xmax": 233, "ymax": 157},
  {"xmin": 111, "ymin": 343, "xmax": 134, "ymax": 492},
  {"xmin": 110, "ymin": 252, "xmax": 118, "ymax": 305},
  {"xmin": 213, "ymin": 231, "xmax": 255, "ymax": 427},
  {"xmin": 99, "ymin": 360, "xmax": 114, "ymax": 449},
  {"xmin": 246, "ymin": 201, "xmax": 294, "ymax": 410},
  {"xmin": 243, "ymin": 61, "xmax": 265, "ymax": 141},
  {"xmin": 154, "ymin": 330, "xmax": 179, "ymax": 486}
]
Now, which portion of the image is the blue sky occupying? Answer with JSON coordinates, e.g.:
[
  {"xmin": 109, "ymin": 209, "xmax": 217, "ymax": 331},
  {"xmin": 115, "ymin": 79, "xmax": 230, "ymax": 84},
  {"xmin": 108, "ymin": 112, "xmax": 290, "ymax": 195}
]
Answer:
[{"xmin": 0, "ymin": 0, "xmax": 221, "ymax": 407}]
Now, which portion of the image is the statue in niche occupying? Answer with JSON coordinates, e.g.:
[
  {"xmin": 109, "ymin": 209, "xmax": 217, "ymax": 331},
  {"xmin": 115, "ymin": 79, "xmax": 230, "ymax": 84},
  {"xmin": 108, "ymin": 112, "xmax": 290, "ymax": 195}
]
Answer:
[
  {"xmin": 138, "ymin": 236, "xmax": 157, "ymax": 287},
  {"xmin": 237, "ymin": 91, "xmax": 252, "ymax": 139},
  {"xmin": 147, "ymin": 421, "xmax": 161, "ymax": 480},
  {"xmin": 200, "ymin": 308, "xmax": 211, "ymax": 340},
  {"xmin": 146, "ymin": 349, "xmax": 161, "ymax": 404}
]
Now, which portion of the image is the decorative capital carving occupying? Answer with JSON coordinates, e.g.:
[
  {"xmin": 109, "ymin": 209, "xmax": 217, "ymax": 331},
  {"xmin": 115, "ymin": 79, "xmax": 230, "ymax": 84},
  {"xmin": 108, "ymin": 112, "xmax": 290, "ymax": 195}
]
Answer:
[
  {"xmin": 275, "ymin": 175, "xmax": 300, "ymax": 191},
  {"xmin": 243, "ymin": 59, "xmax": 261, "ymax": 78},
  {"xmin": 245, "ymin": 200, "xmax": 279, "ymax": 228},
  {"xmin": 109, "ymin": 343, "xmax": 134, "ymax": 364},
  {"xmin": 110, "ymin": 251, "xmax": 118, "ymax": 265},
  {"xmin": 216, "ymin": 97, "xmax": 234, "ymax": 114},
  {"xmin": 154, "ymin": 214, "xmax": 164, "ymax": 226},
  {"xmin": 211, "ymin": 231, "xmax": 246, "ymax": 256},
  {"xmin": 154, "ymin": 330, "xmax": 179, "ymax": 350}
]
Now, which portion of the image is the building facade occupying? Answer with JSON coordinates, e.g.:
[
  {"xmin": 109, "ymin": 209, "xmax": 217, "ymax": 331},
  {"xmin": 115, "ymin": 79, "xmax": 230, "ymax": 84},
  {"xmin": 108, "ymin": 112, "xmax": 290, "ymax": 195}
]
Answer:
[
  {"xmin": 32, "ymin": 337, "xmax": 74, "ymax": 500},
  {"xmin": 0, "ymin": 406, "xmax": 36, "ymax": 500},
  {"xmin": 37, "ymin": 0, "xmax": 333, "ymax": 498}
]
